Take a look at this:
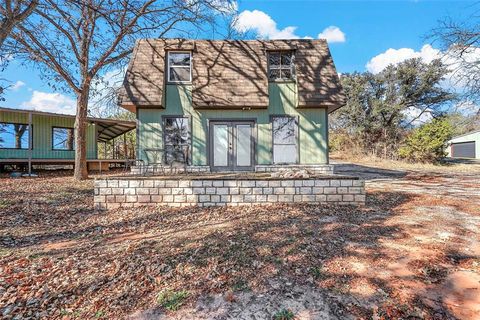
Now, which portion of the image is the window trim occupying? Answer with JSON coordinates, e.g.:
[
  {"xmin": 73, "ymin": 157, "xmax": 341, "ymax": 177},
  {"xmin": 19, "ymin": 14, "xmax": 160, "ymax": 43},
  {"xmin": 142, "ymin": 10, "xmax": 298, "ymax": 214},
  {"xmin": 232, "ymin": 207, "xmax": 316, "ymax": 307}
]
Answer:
[
  {"xmin": 52, "ymin": 126, "xmax": 75, "ymax": 151},
  {"xmin": 167, "ymin": 51, "xmax": 192, "ymax": 84},
  {"xmin": 162, "ymin": 115, "xmax": 192, "ymax": 165},
  {"xmin": 270, "ymin": 115, "xmax": 299, "ymax": 164},
  {"xmin": 0, "ymin": 122, "xmax": 32, "ymax": 150},
  {"xmin": 267, "ymin": 51, "xmax": 295, "ymax": 82}
]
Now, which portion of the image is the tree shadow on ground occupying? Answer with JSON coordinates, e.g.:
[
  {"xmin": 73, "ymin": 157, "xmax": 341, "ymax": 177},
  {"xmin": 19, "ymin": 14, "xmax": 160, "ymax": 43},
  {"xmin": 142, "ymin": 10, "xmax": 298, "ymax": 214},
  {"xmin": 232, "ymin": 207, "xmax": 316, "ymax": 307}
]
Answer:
[
  {"xmin": 333, "ymin": 163, "xmax": 407, "ymax": 181},
  {"xmin": 3, "ymin": 188, "xmax": 473, "ymax": 319}
]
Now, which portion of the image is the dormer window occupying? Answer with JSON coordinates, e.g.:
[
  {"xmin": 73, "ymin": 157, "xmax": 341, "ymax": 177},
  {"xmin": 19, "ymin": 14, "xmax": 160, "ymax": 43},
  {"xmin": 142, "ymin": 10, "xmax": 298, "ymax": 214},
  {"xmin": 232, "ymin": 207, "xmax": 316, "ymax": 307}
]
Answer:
[
  {"xmin": 167, "ymin": 51, "xmax": 192, "ymax": 83},
  {"xmin": 268, "ymin": 51, "xmax": 295, "ymax": 81}
]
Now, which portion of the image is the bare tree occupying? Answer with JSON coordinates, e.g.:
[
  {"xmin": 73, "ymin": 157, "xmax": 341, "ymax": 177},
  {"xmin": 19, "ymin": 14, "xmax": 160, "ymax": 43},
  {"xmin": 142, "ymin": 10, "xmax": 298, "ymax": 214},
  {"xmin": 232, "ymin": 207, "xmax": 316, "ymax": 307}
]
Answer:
[
  {"xmin": 0, "ymin": 0, "xmax": 37, "ymax": 100},
  {"xmin": 0, "ymin": 0, "xmax": 37, "ymax": 48},
  {"xmin": 5, "ymin": 0, "xmax": 235, "ymax": 180},
  {"xmin": 430, "ymin": 6, "xmax": 480, "ymax": 113}
]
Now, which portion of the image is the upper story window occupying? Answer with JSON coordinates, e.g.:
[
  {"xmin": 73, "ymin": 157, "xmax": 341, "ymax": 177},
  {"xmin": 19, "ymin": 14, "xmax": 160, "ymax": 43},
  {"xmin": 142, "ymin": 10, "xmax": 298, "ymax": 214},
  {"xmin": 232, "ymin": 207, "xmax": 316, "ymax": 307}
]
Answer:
[
  {"xmin": 0, "ymin": 122, "xmax": 30, "ymax": 149},
  {"xmin": 52, "ymin": 127, "xmax": 74, "ymax": 151},
  {"xmin": 268, "ymin": 51, "xmax": 295, "ymax": 81},
  {"xmin": 167, "ymin": 51, "xmax": 192, "ymax": 83}
]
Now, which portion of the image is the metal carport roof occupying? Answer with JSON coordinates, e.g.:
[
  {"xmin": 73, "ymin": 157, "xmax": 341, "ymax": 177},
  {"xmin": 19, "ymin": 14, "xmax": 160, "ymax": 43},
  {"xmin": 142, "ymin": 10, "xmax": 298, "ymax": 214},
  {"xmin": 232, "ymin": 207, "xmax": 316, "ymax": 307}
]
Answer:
[{"xmin": 0, "ymin": 107, "xmax": 135, "ymax": 142}]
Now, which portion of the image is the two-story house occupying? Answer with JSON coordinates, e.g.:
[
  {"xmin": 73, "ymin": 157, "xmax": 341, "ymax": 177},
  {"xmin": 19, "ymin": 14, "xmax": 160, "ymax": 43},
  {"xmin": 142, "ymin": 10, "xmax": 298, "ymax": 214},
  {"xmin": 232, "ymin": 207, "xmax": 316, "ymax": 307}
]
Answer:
[{"xmin": 119, "ymin": 39, "xmax": 345, "ymax": 173}]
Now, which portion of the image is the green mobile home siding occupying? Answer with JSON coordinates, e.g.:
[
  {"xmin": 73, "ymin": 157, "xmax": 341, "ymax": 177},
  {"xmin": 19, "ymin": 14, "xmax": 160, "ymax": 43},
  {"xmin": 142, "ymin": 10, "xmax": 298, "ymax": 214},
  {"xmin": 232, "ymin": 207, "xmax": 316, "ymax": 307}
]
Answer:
[
  {"xmin": 0, "ymin": 111, "xmax": 97, "ymax": 159},
  {"xmin": 137, "ymin": 83, "xmax": 328, "ymax": 166}
]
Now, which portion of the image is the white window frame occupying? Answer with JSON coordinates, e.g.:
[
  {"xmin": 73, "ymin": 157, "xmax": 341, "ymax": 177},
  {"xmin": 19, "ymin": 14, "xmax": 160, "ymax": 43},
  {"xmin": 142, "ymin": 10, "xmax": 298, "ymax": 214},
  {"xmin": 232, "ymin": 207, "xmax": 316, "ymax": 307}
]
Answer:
[
  {"xmin": 271, "ymin": 115, "xmax": 298, "ymax": 164},
  {"xmin": 167, "ymin": 51, "xmax": 192, "ymax": 83}
]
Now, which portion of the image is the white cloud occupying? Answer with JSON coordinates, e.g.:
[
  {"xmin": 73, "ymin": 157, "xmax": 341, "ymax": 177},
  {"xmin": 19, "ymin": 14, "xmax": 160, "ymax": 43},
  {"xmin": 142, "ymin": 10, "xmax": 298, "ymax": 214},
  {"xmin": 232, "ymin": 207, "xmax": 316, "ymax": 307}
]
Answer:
[
  {"xmin": 21, "ymin": 91, "xmax": 76, "ymax": 115},
  {"xmin": 402, "ymin": 106, "xmax": 433, "ymax": 126},
  {"xmin": 88, "ymin": 67, "xmax": 127, "ymax": 116},
  {"xmin": 317, "ymin": 26, "xmax": 346, "ymax": 43},
  {"xmin": 233, "ymin": 10, "xmax": 346, "ymax": 43},
  {"xmin": 453, "ymin": 100, "xmax": 479, "ymax": 115},
  {"xmin": 10, "ymin": 80, "xmax": 25, "ymax": 91},
  {"xmin": 0, "ymin": 53, "xmax": 13, "ymax": 64},
  {"xmin": 18, "ymin": 68, "xmax": 127, "ymax": 117},
  {"xmin": 365, "ymin": 44, "xmax": 480, "ymax": 95},
  {"xmin": 366, "ymin": 44, "xmax": 440, "ymax": 74},
  {"xmin": 186, "ymin": 0, "xmax": 237, "ymax": 15},
  {"xmin": 212, "ymin": 0, "xmax": 237, "ymax": 14},
  {"xmin": 233, "ymin": 10, "xmax": 303, "ymax": 39}
]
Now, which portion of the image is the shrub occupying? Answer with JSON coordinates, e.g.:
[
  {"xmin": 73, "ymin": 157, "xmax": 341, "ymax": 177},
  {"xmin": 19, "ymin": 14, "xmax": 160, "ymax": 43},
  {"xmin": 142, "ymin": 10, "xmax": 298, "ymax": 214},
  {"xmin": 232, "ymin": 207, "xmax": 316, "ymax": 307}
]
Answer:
[{"xmin": 398, "ymin": 118, "xmax": 453, "ymax": 163}]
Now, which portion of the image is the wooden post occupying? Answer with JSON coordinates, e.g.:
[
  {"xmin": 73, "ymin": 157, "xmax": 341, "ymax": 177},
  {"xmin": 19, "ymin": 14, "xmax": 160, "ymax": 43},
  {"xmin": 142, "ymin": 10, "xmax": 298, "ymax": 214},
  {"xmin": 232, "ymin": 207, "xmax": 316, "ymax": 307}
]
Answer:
[
  {"xmin": 123, "ymin": 133, "xmax": 127, "ymax": 160},
  {"xmin": 28, "ymin": 112, "xmax": 32, "ymax": 175},
  {"xmin": 104, "ymin": 141, "xmax": 107, "ymax": 159}
]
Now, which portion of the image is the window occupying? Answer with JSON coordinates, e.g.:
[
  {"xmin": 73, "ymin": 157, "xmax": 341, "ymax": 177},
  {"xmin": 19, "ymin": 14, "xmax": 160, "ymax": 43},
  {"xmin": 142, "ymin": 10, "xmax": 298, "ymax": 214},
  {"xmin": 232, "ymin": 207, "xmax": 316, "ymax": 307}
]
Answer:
[
  {"xmin": 168, "ymin": 52, "xmax": 192, "ymax": 83},
  {"xmin": 0, "ymin": 122, "xmax": 30, "ymax": 149},
  {"xmin": 268, "ymin": 51, "xmax": 295, "ymax": 81},
  {"xmin": 52, "ymin": 127, "xmax": 74, "ymax": 150},
  {"xmin": 163, "ymin": 117, "xmax": 190, "ymax": 164},
  {"xmin": 272, "ymin": 116, "xmax": 297, "ymax": 164}
]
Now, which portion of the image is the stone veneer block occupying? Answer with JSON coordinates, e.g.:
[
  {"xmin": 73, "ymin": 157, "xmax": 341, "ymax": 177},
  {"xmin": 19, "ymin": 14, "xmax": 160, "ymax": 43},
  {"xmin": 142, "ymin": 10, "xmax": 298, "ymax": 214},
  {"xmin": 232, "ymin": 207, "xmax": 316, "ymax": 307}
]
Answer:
[{"xmin": 143, "ymin": 180, "xmax": 154, "ymax": 188}]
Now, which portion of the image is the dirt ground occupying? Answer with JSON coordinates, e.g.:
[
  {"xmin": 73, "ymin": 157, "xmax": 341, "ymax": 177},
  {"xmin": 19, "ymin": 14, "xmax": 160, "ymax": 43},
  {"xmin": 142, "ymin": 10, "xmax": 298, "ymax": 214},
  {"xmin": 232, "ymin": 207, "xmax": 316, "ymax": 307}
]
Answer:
[{"xmin": 0, "ymin": 161, "xmax": 479, "ymax": 319}]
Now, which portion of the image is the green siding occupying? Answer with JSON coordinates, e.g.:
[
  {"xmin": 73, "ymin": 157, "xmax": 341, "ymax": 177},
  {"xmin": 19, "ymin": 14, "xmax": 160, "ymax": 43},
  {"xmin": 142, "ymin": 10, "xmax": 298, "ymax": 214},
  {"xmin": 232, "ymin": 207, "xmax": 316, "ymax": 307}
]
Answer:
[
  {"xmin": 0, "ymin": 111, "xmax": 97, "ymax": 159},
  {"xmin": 137, "ymin": 82, "xmax": 328, "ymax": 166}
]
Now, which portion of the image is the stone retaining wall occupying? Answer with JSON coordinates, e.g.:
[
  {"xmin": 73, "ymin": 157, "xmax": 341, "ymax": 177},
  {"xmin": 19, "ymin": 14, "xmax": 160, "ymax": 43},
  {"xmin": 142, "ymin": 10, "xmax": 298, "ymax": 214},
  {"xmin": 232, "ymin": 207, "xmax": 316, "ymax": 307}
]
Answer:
[{"xmin": 94, "ymin": 176, "xmax": 365, "ymax": 210}]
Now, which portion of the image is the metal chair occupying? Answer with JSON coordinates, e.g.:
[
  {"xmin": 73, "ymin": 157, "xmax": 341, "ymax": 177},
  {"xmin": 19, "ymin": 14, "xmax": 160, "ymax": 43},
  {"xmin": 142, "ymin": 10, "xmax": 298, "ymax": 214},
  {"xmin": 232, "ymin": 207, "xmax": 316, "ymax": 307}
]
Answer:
[
  {"xmin": 165, "ymin": 145, "xmax": 190, "ymax": 175},
  {"xmin": 124, "ymin": 159, "xmax": 145, "ymax": 175},
  {"xmin": 143, "ymin": 148, "xmax": 166, "ymax": 176},
  {"xmin": 142, "ymin": 146, "xmax": 190, "ymax": 176}
]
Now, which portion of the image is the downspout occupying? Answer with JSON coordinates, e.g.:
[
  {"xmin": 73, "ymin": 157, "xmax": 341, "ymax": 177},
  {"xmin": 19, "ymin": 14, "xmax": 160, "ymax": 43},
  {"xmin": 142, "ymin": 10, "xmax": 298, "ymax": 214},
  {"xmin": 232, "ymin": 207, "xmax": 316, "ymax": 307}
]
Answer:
[{"xmin": 325, "ymin": 109, "xmax": 329, "ymax": 165}]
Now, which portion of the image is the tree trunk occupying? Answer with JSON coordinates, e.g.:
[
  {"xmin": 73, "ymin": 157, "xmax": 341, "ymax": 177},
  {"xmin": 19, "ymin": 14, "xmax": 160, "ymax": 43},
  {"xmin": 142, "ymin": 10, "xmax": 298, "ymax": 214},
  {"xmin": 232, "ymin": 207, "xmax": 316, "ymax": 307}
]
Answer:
[
  {"xmin": 67, "ymin": 128, "xmax": 74, "ymax": 150},
  {"xmin": 14, "ymin": 124, "xmax": 27, "ymax": 149},
  {"xmin": 73, "ymin": 89, "xmax": 90, "ymax": 180}
]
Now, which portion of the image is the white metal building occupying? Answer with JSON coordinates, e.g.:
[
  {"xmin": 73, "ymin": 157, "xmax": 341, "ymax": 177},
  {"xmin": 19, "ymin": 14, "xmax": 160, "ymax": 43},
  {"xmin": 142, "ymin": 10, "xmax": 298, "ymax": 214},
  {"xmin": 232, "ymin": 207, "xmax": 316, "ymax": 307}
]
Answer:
[{"xmin": 447, "ymin": 130, "xmax": 480, "ymax": 159}]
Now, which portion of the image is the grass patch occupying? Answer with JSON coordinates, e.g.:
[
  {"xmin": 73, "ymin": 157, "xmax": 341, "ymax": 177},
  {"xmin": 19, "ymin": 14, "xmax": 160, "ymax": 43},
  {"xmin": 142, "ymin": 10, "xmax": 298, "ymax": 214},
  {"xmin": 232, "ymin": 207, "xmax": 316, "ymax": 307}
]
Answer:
[
  {"xmin": 273, "ymin": 308, "xmax": 295, "ymax": 320},
  {"xmin": 0, "ymin": 248, "xmax": 13, "ymax": 258},
  {"xmin": 94, "ymin": 310, "xmax": 106, "ymax": 318},
  {"xmin": 231, "ymin": 279, "xmax": 250, "ymax": 292},
  {"xmin": 157, "ymin": 289, "xmax": 189, "ymax": 311},
  {"xmin": 310, "ymin": 266, "xmax": 324, "ymax": 280},
  {"xmin": 0, "ymin": 199, "xmax": 12, "ymax": 209}
]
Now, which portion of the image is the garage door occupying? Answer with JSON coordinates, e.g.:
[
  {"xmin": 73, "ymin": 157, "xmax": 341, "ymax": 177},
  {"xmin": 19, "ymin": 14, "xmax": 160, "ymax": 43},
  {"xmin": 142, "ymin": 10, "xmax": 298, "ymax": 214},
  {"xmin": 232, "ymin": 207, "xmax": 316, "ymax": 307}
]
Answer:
[{"xmin": 451, "ymin": 141, "xmax": 476, "ymax": 158}]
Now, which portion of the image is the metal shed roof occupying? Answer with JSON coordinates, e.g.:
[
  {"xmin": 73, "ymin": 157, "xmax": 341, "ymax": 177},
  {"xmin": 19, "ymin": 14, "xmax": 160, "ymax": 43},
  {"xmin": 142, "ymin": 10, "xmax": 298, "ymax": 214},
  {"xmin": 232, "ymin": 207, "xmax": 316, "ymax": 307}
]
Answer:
[{"xmin": 0, "ymin": 107, "xmax": 135, "ymax": 142}]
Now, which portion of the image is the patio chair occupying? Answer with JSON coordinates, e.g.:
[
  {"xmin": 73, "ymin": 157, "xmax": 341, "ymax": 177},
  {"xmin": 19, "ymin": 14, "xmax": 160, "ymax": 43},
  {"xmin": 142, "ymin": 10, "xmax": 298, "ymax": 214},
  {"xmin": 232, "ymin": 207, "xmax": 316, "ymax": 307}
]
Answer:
[
  {"xmin": 123, "ymin": 159, "xmax": 145, "ymax": 175},
  {"xmin": 143, "ymin": 146, "xmax": 190, "ymax": 176},
  {"xmin": 143, "ymin": 148, "xmax": 166, "ymax": 176},
  {"xmin": 165, "ymin": 145, "xmax": 190, "ymax": 175}
]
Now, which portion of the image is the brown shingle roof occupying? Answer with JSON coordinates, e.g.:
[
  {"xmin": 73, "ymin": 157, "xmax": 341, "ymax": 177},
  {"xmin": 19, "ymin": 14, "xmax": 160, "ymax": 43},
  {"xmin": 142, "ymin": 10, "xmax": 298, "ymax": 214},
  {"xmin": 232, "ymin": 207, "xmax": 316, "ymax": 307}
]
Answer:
[{"xmin": 119, "ymin": 39, "xmax": 345, "ymax": 112}]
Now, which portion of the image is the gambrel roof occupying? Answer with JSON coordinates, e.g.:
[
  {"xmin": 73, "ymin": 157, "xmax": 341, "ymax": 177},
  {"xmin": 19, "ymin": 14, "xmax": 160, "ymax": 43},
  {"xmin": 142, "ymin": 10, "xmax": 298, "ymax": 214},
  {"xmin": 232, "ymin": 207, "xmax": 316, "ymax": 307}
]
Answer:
[{"xmin": 119, "ymin": 39, "xmax": 345, "ymax": 113}]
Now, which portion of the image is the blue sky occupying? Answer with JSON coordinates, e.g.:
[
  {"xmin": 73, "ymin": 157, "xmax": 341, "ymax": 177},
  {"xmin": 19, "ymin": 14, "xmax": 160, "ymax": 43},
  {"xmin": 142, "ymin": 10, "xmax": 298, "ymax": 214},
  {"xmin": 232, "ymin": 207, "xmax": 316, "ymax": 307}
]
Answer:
[{"xmin": 0, "ymin": 0, "xmax": 476, "ymax": 115}]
